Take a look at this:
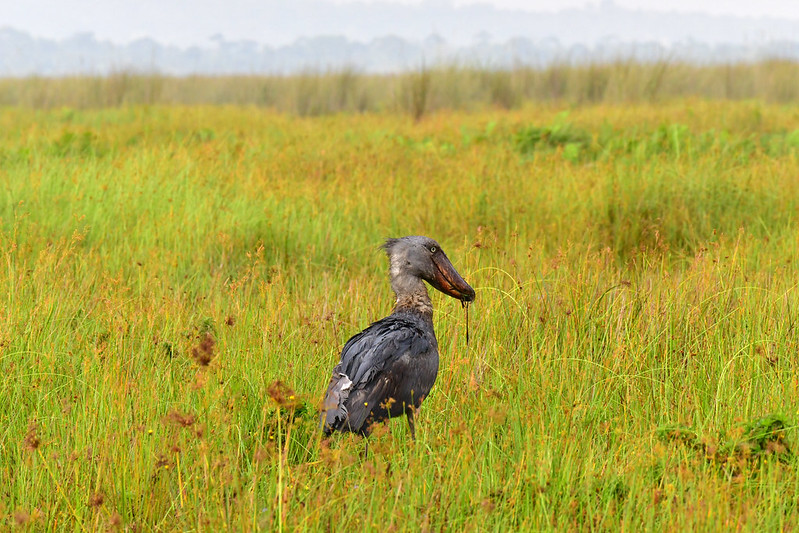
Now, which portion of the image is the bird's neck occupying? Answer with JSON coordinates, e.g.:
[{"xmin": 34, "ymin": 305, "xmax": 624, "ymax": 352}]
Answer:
[{"xmin": 391, "ymin": 274, "xmax": 433, "ymax": 318}]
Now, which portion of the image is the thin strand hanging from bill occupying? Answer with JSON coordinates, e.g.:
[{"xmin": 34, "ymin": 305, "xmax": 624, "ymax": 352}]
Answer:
[{"xmin": 462, "ymin": 300, "xmax": 470, "ymax": 346}]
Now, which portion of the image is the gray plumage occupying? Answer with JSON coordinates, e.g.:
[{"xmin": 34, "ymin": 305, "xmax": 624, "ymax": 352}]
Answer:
[{"xmin": 321, "ymin": 236, "xmax": 475, "ymax": 438}]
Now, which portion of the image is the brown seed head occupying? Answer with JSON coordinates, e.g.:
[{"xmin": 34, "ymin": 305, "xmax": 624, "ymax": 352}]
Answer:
[
  {"xmin": 267, "ymin": 380, "xmax": 301, "ymax": 409},
  {"xmin": 88, "ymin": 492, "xmax": 105, "ymax": 508},
  {"xmin": 23, "ymin": 422, "xmax": 41, "ymax": 451},
  {"xmin": 192, "ymin": 333, "xmax": 216, "ymax": 366},
  {"xmin": 14, "ymin": 509, "xmax": 30, "ymax": 526},
  {"xmin": 109, "ymin": 512, "xmax": 122, "ymax": 529},
  {"xmin": 165, "ymin": 410, "xmax": 196, "ymax": 428}
]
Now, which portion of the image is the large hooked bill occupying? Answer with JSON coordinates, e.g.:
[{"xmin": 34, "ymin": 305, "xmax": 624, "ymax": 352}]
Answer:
[{"xmin": 429, "ymin": 252, "xmax": 476, "ymax": 303}]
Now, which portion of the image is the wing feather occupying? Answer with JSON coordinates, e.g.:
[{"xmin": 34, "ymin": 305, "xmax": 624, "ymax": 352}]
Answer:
[{"xmin": 322, "ymin": 316, "xmax": 431, "ymax": 434}]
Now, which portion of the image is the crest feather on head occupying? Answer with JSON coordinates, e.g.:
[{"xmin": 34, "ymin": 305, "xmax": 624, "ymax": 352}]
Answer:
[
  {"xmin": 381, "ymin": 238, "xmax": 401, "ymax": 255},
  {"xmin": 382, "ymin": 236, "xmax": 431, "ymax": 257}
]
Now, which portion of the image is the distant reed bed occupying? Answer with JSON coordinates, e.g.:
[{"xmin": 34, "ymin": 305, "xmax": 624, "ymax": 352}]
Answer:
[{"xmin": 1, "ymin": 60, "xmax": 798, "ymax": 115}]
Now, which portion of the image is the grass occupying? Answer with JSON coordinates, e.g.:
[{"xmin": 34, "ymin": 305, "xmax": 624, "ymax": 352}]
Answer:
[
  {"xmin": 2, "ymin": 100, "xmax": 799, "ymax": 530},
  {"xmin": 2, "ymin": 60, "xmax": 799, "ymax": 115}
]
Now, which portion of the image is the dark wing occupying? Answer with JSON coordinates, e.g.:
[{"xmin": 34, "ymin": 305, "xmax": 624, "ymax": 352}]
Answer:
[{"xmin": 322, "ymin": 316, "xmax": 430, "ymax": 434}]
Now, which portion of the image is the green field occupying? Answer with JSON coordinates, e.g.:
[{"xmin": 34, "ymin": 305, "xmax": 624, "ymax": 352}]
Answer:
[{"xmin": 3, "ymin": 100, "xmax": 799, "ymax": 530}]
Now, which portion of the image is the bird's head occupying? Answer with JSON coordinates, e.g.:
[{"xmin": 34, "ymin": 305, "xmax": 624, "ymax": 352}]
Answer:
[{"xmin": 382, "ymin": 236, "xmax": 475, "ymax": 302}]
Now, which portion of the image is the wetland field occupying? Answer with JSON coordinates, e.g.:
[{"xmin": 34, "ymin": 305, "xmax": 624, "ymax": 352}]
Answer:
[{"xmin": 2, "ymin": 96, "xmax": 799, "ymax": 530}]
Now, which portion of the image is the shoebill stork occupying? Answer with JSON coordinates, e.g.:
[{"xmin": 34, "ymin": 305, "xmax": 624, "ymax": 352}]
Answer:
[{"xmin": 321, "ymin": 236, "xmax": 475, "ymax": 440}]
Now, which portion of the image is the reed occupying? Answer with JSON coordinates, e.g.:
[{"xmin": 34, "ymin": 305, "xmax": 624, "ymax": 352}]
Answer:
[{"xmin": 1, "ymin": 60, "xmax": 799, "ymax": 116}]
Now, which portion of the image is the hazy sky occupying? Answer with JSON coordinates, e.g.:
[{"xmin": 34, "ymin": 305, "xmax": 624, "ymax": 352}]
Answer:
[
  {"xmin": 4, "ymin": 0, "xmax": 799, "ymax": 46},
  {"xmin": 352, "ymin": 0, "xmax": 799, "ymax": 18}
]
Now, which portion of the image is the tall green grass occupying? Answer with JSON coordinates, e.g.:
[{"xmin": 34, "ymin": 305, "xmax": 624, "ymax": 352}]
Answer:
[{"xmin": 2, "ymin": 101, "xmax": 799, "ymax": 530}]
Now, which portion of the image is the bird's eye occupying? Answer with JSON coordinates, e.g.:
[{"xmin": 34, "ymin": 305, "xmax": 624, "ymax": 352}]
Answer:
[{"xmin": 429, "ymin": 246, "xmax": 437, "ymax": 253}]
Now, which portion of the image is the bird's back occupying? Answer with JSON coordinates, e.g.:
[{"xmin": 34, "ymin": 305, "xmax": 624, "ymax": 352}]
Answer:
[{"xmin": 322, "ymin": 312, "xmax": 438, "ymax": 435}]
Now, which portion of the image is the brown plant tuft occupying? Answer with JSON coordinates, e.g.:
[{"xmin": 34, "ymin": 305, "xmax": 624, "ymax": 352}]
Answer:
[
  {"xmin": 165, "ymin": 410, "xmax": 196, "ymax": 428},
  {"xmin": 155, "ymin": 454, "xmax": 172, "ymax": 470},
  {"xmin": 319, "ymin": 438, "xmax": 341, "ymax": 467},
  {"xmin": 192, "ymin": 332, "xmax": 215, "ymax": 366},
  {"xmin": 225, "ymin": 315, "xmax": 236, "ymax": 326},
  {"xmin": 191, "ymin": 371, "xmax": 208, "ymax": 390},
  {"xmin": 253, "ymin": 446, "xmax": 268, "ymax": 463},
  {"xmin": 88, "ymin": 492, "xmax": 105, "ymax": 508},
  {"xmin": 23, "ymin": 421, "xmax": 41, "ymax": 451},
  {"xmin": 267, "ymin": 380, "xmax": 301, "ymax": 409},
  {"xmin": 14, "ymin": 509, "xmax": 30, "ymax": 526},
  {"xmin": 109, "ymin": 512, "xmax": 123, "ymax": 530}
]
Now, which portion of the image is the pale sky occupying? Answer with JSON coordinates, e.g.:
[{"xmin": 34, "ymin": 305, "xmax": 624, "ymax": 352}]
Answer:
[
  {"xmin": 340, "ymin": 0, "xmax": 799, "ymax": 18},
  {"xmin": 3, "ymin": 0, "xmax": 798, "ymax": 46}
]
